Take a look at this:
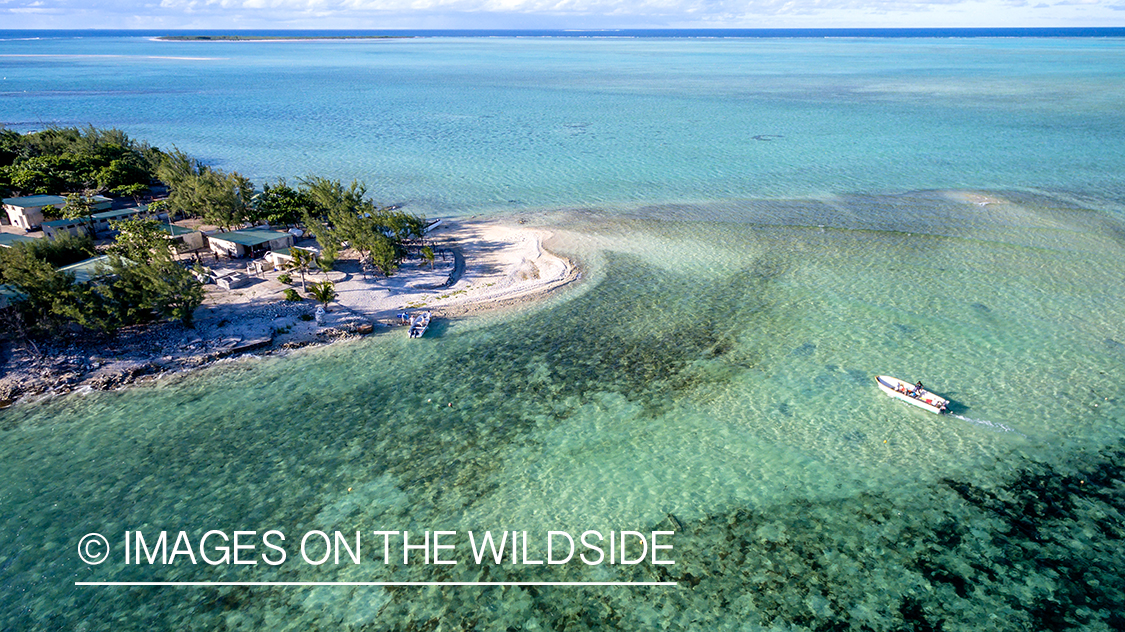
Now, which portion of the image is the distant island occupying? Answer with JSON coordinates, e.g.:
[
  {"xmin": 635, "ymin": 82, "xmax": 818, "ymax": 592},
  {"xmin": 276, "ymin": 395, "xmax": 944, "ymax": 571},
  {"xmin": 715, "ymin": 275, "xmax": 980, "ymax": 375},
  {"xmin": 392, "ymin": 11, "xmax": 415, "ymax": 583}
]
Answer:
[{"xmin": 158, "ymin": 35, "xmax": 411, "ymax": 41}]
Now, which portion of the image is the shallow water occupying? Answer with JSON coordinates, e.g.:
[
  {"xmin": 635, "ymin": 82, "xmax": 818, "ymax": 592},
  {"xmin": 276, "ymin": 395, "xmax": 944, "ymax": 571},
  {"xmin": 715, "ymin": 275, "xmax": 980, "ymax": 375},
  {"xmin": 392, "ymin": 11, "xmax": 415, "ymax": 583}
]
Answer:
[{"xmin": 1, "ymin": 33, "xmax": 1124, "ymax": 630}]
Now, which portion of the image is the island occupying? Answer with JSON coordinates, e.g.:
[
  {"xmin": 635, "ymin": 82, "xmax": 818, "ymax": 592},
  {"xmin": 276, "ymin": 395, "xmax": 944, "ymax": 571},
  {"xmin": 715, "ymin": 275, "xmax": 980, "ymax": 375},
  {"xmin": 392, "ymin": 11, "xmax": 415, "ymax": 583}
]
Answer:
[
  {"xmin": 0, "ymin": 127, "xmax": 577, "ymax": 407},
  {"xmin": 157, "ymin": 35, "xmax": 412, "ymax": 41}
]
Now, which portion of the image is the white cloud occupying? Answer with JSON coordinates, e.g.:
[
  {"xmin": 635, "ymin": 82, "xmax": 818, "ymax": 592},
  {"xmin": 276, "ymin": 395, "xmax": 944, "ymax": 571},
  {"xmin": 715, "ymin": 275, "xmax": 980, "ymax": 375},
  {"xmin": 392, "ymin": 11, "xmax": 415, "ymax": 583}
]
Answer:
[{"xmin": 140, "ymin": 0, "xmax": 1038, "ymax": 14}]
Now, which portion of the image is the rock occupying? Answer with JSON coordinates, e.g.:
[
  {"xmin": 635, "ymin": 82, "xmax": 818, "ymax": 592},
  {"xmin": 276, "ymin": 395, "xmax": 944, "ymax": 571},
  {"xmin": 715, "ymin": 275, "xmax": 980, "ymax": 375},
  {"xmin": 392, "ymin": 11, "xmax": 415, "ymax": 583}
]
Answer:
[{"xmin": 54, "ymin": 374, "xmax": 80, "ymax": 387}]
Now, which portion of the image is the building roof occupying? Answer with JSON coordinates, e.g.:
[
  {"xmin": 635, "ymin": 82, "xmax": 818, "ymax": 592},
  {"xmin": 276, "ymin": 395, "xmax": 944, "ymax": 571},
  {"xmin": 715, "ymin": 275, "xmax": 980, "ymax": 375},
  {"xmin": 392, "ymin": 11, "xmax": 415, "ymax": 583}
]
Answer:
[
  {"xmin": 58, "ymin": 255, "xmax": 112, "ymax": 284},
  {"xmin": 2, "ymin": 195, "xmax": 67, "ymax": 208},
  {"xmin": 160, "ymin": 224, "xmax": 197, "ymax": 236},
  {"xmin": 0, "ymin": 233, "xmax": 37, "ymax": 248},
  {"xmin": 41, "ymin": 208, "xmax": 151, "ymax": 228},
  {"xmin": 42, "ymin": 217, "xmax": 89, "ymax": 229},
  {"xmin": 208, "ymin": 229, "xmax": 291, "ymax": 247},
  {"xmin": 91, "ymin": 208, "xmax": 141, "ymax": 221}
]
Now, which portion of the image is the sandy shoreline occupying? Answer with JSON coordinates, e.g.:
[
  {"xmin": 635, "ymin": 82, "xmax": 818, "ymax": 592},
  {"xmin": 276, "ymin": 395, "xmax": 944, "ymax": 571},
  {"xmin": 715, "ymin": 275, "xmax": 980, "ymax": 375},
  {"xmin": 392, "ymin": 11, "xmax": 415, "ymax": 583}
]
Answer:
[{"xmin": 0, "ymin": 218, "xmax": 578, "ymax": 408}]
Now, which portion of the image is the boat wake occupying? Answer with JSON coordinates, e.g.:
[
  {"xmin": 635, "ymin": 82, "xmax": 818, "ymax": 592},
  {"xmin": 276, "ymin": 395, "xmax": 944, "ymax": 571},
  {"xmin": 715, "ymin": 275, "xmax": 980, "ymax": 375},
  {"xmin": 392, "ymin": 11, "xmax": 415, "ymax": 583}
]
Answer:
[{"xmin": 951, "ymin": 414, "xmax": 1025, "ymax": 437}]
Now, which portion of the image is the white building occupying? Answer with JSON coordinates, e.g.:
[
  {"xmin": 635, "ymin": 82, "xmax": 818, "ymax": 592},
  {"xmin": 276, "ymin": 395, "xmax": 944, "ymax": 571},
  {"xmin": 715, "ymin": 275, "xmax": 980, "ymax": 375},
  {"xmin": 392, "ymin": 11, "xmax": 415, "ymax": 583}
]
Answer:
[
  {"xmin": 2, "ymin": 195, "xmax": 67, "ymax": 231},
  {"xmin": 207, "ymin": 229, "xmax": 295, "ymax": 259}
]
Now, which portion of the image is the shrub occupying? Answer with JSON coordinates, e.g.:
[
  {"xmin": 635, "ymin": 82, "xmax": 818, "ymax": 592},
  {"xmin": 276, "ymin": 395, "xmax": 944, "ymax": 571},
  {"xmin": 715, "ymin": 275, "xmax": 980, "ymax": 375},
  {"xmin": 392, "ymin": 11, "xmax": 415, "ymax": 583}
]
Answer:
[
  {"xmin": 298, "ymin": 313, "xmax": 314, "ymax": 321},
  {"xmin": 306, "ymin": 280, "xmax": 336, "ymax": 311},
  {"xmin": 277, "ymin": 273, "xmax": 292, "ymax": 285},
  {"xmin": 283, "ymin": 288, "xmax": 301, "ymax": 302},
  {"xmin": 3, "ymin": 233, "xmax": 96, "ymax": 270}
]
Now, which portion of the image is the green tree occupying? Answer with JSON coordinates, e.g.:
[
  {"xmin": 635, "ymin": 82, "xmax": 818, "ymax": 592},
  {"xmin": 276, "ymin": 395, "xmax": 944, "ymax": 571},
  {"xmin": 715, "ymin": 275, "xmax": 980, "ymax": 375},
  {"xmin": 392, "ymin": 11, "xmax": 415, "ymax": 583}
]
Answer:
[
  {"xmin": 96, "ymin": 156, "xmax": 149, "ymax": 193},
  {"xmin": 300, "ymin": 176, "xmax": 366, "ymax": 217},
  {"xmin": 0, "ymin": 245, "xmax": 81, "ymax": 334},
  {"xmin": 299, "ymin": 209, "xmax": 339, "ymax": 269},
  {"xmin": 155, "ymin": 148, "xmax": 202, "ymax": 202},
  {"xmin": 105, "ymin": 218, "xmax": 204, "ymax": 327},
  {"xmin": 298, "ymin": 177, "xmax": 361, "ymax": 266},
  {"xmin": 0, "ymin": 126, "xmax": 163, "ymax": 197},
  {"xmin": 194, "ymin": 169, "xmax": 254, "ymax": 232},
  {"xmin": 145, "ymin": 198, "xmax": 172, "ymax": 220},
  {"xmin": 1, "ymin": 240, "xmax": 121, "ymax": 336},
  {"xmin": 109, "ymin": 217, "xmax": 174, "ymax": 264},
  {"xmin": 306, "ymin": 280, "xmax": 336, "ymax": 312},
  {"xmin": 111, "ymin": 182, "xmax": 150, "ymax": 202},
  {"xmin": 0, "ymin": 244, "xmax": 119, "ymax": 335},
  {"xmin": 297, "ymin": 178, "xmax": 425, "ymax": 279},
  {"xmin": 0, "ymin": 127, "xmax": 22, "ymax": 166},
  {"xmin": 140, "ymin": 258, "xmax": 205, "ymax": 326},
  {"xmin": 366, "ymin": 234, "xmax": 399, "ymax": 277},
  {"xmin": 157, "ymin": 149, "xmax": 252, "ymax": 230},
  {"xmin": 284, "ymin": 248, "xmax": 318, "ymax": 291},
  {"xmin": 380, "ymin": 207, "xmax": 427, "ymax": 243},
  {"xmin": 5, "ymin": 154, "xmax": 76, "ymax": 194},
  {"xmin": 61, "ymin": 193, "xmax": 95, "ymax": 222},
  {"xmin": 4, "ymin": 233, "xmax": 95, "ymax": 269},
  {"xmin": 254, "ymin": 180, "xmax": 308, "ymax": 227},
  {"xmin": 316, "ymin": 249, "xmax": 335, "ymax": 279},
  {"xmin": 421, "ymin": 246, "xmax": 435, "ymax": 270}
]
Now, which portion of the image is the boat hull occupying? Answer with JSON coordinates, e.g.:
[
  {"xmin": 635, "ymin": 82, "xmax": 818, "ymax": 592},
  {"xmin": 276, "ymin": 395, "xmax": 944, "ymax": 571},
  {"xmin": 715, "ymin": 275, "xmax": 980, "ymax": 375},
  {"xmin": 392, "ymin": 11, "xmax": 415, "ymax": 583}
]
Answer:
[
  {"xmin": 408, "ymin": 311, "xmax": 432, "ymax": 338},
  {"xmin": 875, "ymin": 375, "xmax": 948, "ymax": 414}
]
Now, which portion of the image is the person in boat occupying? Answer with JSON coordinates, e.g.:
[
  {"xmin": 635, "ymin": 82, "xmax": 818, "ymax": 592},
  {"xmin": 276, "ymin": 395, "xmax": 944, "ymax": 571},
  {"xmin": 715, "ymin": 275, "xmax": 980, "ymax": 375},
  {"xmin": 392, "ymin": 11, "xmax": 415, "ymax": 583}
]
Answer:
[{"xmin": 913, "ymin": 381, "xmax": 925, "ymax": 397}]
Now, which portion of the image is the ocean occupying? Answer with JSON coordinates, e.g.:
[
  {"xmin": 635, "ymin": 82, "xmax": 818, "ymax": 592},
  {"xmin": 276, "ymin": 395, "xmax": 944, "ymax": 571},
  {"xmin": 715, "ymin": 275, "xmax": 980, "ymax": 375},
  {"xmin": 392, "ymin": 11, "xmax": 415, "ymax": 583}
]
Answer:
[{"xmin": 1, "ymin": 30, "xmax": 1123, "ymax": 630}]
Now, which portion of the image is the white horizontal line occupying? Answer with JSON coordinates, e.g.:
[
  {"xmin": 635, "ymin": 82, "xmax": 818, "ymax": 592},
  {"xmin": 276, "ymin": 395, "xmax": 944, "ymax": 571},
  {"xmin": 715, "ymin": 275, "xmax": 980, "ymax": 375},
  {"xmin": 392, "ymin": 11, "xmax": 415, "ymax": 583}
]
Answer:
[{"xmin": 76, "ymin": 581, "xmax": 677, "ymax": 587}]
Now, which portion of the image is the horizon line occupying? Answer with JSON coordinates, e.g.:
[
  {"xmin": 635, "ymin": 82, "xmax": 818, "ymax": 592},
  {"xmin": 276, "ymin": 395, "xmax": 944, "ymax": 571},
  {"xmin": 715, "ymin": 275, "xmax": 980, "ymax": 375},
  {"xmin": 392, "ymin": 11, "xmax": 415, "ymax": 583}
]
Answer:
[{"xmin": 5, "ymin": 27, "xmax": 1125, "ymax": 31}]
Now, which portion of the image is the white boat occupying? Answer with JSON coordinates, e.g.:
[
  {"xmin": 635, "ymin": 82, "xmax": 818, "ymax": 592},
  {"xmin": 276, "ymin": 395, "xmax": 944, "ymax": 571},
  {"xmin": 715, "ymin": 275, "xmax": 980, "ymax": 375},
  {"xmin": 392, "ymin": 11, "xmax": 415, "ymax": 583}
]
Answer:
[
  {"xmin": 875, "ymin": 375, "xmax": 949, "ymax": 414},
  {"xmin": 408, "ymin": 311, "xmax": 432, "ymax": 338}
]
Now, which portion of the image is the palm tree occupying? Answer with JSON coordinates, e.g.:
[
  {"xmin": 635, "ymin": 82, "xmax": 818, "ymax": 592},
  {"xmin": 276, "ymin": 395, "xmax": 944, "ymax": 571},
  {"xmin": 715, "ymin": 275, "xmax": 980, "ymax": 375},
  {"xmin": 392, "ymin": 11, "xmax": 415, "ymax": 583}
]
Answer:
[
  {"xmin": 285, "ymin": 248, "xmax": 317, "ymax": 291},
  {"xmin": 307, "ymin": 280, "xmax": 336, "ymax": 312}
]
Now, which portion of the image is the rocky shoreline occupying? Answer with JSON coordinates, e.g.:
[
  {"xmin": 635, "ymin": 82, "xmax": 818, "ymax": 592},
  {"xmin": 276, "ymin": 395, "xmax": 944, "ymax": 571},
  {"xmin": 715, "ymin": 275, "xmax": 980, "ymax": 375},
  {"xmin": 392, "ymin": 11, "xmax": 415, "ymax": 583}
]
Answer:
[
  {"xmin": 0, "ymin": 218, "xmax": 578, "ymax": 410},
  {"xmin": 0, "ymin": 302, "xmax": 376, "ymax": 408}
]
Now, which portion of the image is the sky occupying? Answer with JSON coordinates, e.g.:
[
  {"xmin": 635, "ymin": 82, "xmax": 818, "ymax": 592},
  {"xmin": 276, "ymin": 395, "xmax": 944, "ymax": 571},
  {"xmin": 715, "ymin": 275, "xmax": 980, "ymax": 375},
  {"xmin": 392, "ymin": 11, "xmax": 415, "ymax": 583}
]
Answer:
[{"xmin": 1, "ymin": 0, "xmax": 1123, "ymax": 30}]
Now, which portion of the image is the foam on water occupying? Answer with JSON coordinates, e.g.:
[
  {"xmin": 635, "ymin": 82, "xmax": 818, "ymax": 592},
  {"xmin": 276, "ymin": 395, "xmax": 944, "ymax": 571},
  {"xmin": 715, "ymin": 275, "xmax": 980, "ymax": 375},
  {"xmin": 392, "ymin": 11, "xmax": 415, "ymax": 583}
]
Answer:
[{"xmin": 950, "ymin": 414, "xmax": 1024, "ymax": 436}]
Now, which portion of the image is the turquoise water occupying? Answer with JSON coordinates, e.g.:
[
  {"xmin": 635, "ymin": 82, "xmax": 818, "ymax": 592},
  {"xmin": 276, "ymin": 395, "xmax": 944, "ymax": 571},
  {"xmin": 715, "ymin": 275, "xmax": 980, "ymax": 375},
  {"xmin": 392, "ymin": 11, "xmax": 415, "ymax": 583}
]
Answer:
[
  {"xmin": 2, "ymin": 33, "xmax": 1125, "ymax": 630},
  {"xmin": 4, "ymin": 35, "xmax": 1125, "ymax": 211}
]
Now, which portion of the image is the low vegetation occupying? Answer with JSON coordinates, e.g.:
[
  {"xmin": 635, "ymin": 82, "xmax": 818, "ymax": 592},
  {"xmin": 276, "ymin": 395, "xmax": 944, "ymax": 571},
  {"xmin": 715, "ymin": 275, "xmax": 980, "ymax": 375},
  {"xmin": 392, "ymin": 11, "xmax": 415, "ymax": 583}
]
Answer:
[
  {"xmin": 306, "ymin": 280, "xmax": 336, "ymax": 311},
  {"xmin": 0, "ymin": 125, "xmax": 163, "ymax": 201},
  {"xmin": 0, "ymin": 218, "xmax": 203, "ymax": 339},
  {"xmin": 1, "ymin": 125, "xmax": 427, "ymax": 344}
]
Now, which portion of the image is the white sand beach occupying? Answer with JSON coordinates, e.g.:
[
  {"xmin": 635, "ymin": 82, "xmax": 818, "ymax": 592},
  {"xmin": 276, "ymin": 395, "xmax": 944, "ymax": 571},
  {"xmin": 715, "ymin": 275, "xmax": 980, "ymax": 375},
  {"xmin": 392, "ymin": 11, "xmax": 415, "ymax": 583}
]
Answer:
[
  {"xmin": 198, "ymin": 217, "xmax": 577, "ymax": 335},
  {"xmin": 0, "ymin": 218, "xmax": 578, "ymax": 405}
]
